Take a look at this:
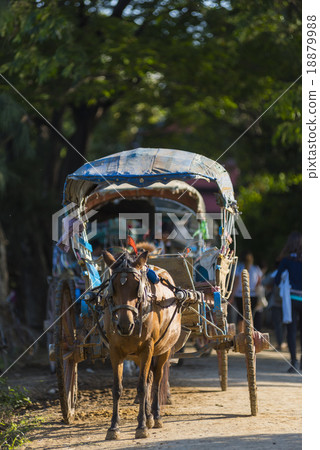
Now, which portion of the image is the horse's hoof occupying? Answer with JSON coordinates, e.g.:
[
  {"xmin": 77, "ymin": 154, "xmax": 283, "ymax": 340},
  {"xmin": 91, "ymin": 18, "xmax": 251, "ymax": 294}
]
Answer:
[
  {"xmin": 106, "ymin": 429, "xmax": 120, "ymax": 440},
  {"xmin": 154, "ymin": 419, "xmax": 163, "ymax": 428},
  {"xmin": 135, "ymin": 427, "xmax": 149, "ymax": 439},
  {"xmin": 146, "ymin": 416, "xmax": 154, "ymax": 429}
]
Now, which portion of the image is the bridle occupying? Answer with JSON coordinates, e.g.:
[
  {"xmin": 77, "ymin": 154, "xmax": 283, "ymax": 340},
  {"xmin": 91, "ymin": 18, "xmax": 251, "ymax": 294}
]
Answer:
[
  {"xmin": 105, "ymin": 254, "xmax": 150, "ymax": 336},
  {"xmin": 95, "ymin": 253, "xmax": 196, "ymax": 345}
]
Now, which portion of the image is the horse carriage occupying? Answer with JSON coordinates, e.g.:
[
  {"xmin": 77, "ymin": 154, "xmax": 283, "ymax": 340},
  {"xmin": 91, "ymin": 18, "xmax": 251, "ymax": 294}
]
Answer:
[{"xmin": 49, "ymin": 148, "xmax": 270, "ymax": 438}]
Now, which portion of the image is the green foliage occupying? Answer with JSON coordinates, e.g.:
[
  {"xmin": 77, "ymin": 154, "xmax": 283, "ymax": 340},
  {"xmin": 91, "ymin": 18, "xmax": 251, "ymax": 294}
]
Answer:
[
  {"xmin": 0, "ymin": 0, "xmax": 302, "ymax": 323},
  {"xmin": 0, "ymin": 378, "xmax": 31, "ymax": 409},
  {"xmin": 0, "ymin": 378, "xmax": 41, "ymax": 449},
  {"xmin": 238, "ymin": 172, "xmax": 302, "ymax": 265}
]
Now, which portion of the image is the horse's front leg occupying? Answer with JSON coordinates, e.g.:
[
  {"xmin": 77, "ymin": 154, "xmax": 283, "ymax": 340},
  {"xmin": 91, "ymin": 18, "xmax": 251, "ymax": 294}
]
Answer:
[
  {"xmin": 146, "ymin": 369, "xmax": 154, "ymax": 429},
  {"xmin": 106, "ymin": 349, "xmax": 123, "ymax": 440},
  {"xmin": 136, "ymin": 344, "xmax": 153, "ymax": 439},
  {"xmin": 151, "ymin": 349, "xmax": 171, "ymax": 429}
]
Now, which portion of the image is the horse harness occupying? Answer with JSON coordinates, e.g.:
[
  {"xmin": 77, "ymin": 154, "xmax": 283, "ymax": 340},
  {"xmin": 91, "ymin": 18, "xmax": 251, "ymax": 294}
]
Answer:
[
  {"xmin": 89, "ymin": 254, "xmax": 194, "ymax": 346},
  {"xmin": 105, "ymin": 255, "xmax": 152, "ymax": 337}
]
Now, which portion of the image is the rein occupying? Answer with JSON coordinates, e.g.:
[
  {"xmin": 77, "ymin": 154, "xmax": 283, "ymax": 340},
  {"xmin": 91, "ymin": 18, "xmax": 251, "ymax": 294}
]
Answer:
[{"xmin": 154, "ymin": 276, "xmax": 187, "ymax": 346}]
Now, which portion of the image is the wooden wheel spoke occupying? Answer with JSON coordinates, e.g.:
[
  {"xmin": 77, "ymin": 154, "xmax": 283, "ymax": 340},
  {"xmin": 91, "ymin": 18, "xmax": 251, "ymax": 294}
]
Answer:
[
  {"xmin": 61, "ymin": 315, "xmax": 74, "ymax": 343},
  {"xmin": 55, "ymin": 281, "xmax": 78, "ymax": 424}
]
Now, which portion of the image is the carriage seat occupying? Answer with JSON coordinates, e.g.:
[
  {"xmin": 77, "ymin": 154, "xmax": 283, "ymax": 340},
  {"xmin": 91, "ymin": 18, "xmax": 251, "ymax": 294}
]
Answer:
[{"xmin": 148, "ymin": 255, "xmax": 194, "ymax": 289}]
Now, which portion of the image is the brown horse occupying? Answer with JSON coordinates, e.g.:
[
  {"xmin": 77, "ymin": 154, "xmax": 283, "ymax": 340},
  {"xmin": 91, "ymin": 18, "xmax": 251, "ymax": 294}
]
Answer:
[{"xmin": 102, "ymin": 250, "xmax": 181, "ymax": 440}]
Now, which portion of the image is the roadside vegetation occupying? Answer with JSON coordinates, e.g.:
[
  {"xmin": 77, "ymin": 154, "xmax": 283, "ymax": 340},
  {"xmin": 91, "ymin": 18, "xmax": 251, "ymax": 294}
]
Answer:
[{"xmin": 0, "ymin": 378, "xmax": 41, "ymax": 449}]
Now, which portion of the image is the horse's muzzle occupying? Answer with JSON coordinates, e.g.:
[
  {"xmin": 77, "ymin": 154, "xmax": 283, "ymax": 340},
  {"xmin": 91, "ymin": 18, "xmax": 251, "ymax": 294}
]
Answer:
[{"xmin": 116, "ymin": 322, "xmax": 135, "ymax": 336}]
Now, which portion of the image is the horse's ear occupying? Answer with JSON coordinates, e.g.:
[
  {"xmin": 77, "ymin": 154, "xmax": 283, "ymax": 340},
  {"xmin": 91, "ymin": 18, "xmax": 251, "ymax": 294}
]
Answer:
[
  {"xmin": 103, "ymin": 251, "xmax": 116, "ymax": 267},
  {"xmin": 133, "ymin": 250, "xmax": 148, "ymax": 269}
]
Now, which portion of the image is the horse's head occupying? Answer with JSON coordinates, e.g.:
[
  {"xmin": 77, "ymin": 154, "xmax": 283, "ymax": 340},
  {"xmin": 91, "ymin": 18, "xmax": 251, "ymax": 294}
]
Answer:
[{"xmin": 103, "ymin": 250, "xmax": 149, "ymax": 336}]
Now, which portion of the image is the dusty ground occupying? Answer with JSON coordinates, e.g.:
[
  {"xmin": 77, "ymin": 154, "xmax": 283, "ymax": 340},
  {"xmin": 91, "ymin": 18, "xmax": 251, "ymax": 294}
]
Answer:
[{"xmin": 6, "ymin": 339, "xmax": 302, "ymax": 450}]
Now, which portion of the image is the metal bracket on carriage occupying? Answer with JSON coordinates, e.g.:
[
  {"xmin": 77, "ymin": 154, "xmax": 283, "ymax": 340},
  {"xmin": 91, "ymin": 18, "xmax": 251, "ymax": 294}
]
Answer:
[
  {"xmin": 49, "ymin": 341, "xmax": 108, "ymax": 364},
  {"xmin": 158, "ymin": 276, "xmax": 202, "ymax": 307},
  {"xmin": 84, "ymin": 291, "xmax": 98, "ymax": 303},
  {"xmin": 83, "ymin": 281, "xmax": 110, "ymax": 310},
  {"xmin": 49, "ymin": 342, "xmax": 86, "ymax": 364},
  {"xmin": 175, "ymin": 288, "xmax": 203, "ymax": 307},
  {"xmin": 233, "ymin": 330, "xmax": 270, "ymax": 354}
]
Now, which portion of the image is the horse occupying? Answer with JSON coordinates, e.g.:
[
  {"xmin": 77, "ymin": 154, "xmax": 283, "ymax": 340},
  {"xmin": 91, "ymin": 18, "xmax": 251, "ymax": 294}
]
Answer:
[{"xmin": 102, "ymin": 250, "xmax": 181, "ymax": 440}]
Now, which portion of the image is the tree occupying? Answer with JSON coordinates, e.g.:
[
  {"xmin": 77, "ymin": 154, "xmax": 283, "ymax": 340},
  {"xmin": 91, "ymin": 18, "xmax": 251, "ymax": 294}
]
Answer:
[{"xmin": 0, "ymin": 0, "xmax": 301, "ymax": 326}]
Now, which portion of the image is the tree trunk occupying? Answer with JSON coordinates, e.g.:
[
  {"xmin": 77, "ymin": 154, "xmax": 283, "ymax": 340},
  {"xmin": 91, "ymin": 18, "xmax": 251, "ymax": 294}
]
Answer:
[{"xmin": 58, "ymin": 104, "xmax": 98, "ymax": 192}]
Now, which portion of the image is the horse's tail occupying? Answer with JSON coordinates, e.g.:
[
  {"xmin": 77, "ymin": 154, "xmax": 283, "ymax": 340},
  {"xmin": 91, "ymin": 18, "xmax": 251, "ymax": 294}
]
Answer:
[{"xmin": 159, "ymin": 351, "xmax": 172, "ymax": 406}]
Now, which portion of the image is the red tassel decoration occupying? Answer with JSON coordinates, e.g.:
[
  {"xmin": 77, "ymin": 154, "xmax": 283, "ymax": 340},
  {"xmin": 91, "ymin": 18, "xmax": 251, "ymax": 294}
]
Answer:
[{"xmin": 127, "ymin": 235, "xmax": 138, "ymax": 255}]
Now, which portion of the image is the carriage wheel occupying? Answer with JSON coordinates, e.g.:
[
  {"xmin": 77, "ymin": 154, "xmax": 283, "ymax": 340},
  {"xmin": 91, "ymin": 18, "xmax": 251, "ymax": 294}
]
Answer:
[
  {"xmin": 55, "ymin": 280, "xmax": 78, "ymax": 424},
  {"xmin": 45, "ymin": 279, "xmax": 57, "ymax": 374},
  {"xmin": 217, "ymin": 349, "xmax": 228, "ymax": 391},
  {"xmin": 241, "ymin": 269, "xmax": 258, "ymax": 416}
]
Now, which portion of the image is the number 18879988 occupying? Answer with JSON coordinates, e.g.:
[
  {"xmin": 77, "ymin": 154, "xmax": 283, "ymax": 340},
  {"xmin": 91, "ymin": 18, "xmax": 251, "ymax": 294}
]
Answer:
[{"xmin": 307, "ymin": 15, "xmax": 317, "ymax": 74}]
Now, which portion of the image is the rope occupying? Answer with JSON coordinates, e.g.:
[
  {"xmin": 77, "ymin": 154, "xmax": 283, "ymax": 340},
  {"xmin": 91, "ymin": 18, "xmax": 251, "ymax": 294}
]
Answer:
[
  {"xmin": 87, "ymin": 302, "xmax": 110, "ymax": 348},
  {"xmin": 154, "ymin": 275, "xmax": 190, "ymax": 347}
]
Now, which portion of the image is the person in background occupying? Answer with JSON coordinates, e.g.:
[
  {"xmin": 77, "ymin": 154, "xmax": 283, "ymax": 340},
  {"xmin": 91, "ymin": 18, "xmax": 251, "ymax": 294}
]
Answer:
[
  {"xmin": 275, "ymin": 231, "xmax": 302, "ymax": 373},
  {"xmin": 262, "ymin": 266, "xmax": 287, "ymax": 351},
  {"xmin": 231, "ymin": 250, "xmax": 263, "ymax": 332},
  {"xmin": 158, "ymin": 221, "xmax": 174, "ymax": 254}
]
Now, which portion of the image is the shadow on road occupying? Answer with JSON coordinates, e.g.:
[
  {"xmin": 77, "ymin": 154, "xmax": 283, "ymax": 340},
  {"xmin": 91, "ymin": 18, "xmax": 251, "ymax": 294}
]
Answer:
[{"xmin": 170, "ymin": 350, "xmax": 302, "ymax": 389}]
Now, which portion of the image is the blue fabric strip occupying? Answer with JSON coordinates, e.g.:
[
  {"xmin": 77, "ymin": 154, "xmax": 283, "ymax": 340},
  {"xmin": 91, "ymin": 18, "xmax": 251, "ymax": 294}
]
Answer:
[
  {"xmin": 291, "ymin": 295, "xmax": 302, "ymax": 301},
  {"xmin": 86, "ymin": 263, "xmax": 101, "ymax": 288},
  {"xmin": 78, "ymin": 237, "xmax": 93, "ymax": 252}
]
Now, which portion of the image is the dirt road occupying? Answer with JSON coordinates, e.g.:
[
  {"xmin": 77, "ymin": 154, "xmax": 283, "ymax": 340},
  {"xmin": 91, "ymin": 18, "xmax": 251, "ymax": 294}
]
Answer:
[{"xmin": 10, "ymin": 345, "xmax": 301, "ymax": 450}]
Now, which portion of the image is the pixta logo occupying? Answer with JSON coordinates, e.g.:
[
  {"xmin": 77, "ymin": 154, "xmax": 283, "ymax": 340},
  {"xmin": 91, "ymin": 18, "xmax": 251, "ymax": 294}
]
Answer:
[
  {"xmin": 52, "ymin": 203, "xmax": 98, "ymax": 249},
  {"xmin": 119, "ymin": 213, "xmax": 251, "ymax": 240}
]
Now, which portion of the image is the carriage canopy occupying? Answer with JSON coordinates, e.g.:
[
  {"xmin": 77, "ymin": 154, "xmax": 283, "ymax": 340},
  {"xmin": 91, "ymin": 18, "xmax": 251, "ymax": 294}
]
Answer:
[
  {"xmin": 85, "ymin": 181, "xmax": 206, "ymax": 219},
  {"xmin": 64, "ymin": 148, "xmax": 237, "ymax": 213}
]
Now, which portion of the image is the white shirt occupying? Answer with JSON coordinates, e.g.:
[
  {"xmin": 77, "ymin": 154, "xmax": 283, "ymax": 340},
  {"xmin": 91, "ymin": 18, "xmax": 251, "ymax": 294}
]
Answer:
[{"xmin": 234, "ymin": 263, "xmax": 262, "ymax": 297}]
